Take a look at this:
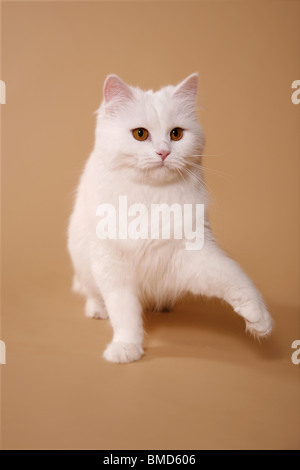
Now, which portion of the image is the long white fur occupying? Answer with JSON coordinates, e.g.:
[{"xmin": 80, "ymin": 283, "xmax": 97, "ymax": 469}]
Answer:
[{"xmin": 68, "ymin": 74, "xmax": 273, "ymax": 363}]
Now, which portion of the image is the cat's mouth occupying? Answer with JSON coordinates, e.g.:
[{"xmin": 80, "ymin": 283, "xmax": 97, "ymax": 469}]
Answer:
[
  {"xmin": 138, "ymin": 162, "xmax": 181, "ymax": 185},
  {"xmin": 150, "ymin": 163, "xmax": 172, "ymax": 173},
  {"xmin": 150, "ymin": 161, "xmax": 172, "ymax": 170}
]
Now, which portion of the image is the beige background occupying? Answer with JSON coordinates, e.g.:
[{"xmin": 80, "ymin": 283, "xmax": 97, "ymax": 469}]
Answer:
[{"xmin": 1, "ymin": 0, "xmax": 300, "ymax": 450}]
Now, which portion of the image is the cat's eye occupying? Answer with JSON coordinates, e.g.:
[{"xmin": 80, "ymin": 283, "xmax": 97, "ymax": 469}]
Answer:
[
  {"xmin": 132, "ymin": 128, "xmax": 149, "ymax": 141},
  {"xmin": 170, "ymin": 128, "xmax": 183, "ymax": 141}
]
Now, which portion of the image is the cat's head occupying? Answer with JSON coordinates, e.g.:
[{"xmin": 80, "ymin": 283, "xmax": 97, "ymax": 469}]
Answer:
[{"xmin": 96, "ymin": 74, "xmax": 204, "ymax": 185}]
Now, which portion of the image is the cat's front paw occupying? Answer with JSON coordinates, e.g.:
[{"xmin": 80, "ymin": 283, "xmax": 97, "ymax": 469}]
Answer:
[
  {"xmin": 245, "ymin": 305, "xmax": 273, "ymax": 338},
  {"xmin": 103, "ymin": 342, "xmax": 144, "ymax": 363}
]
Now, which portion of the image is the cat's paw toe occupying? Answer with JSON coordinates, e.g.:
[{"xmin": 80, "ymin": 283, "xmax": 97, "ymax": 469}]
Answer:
[
  {"xmin": 103, "ymin": 342, "xmax": 144, "ymax": 363},
  {"xmin": 85, "ymin": 298, "xmax": 108, "ymax": 319},
  {"xmin": 245, "ymin": 307, "xmax": 273, "ymax": 338}
]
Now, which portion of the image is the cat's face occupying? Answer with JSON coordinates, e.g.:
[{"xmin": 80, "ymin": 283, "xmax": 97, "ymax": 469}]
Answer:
[{"xmin": 96, "ymin": 74, "xmax": 204, "ymax": 185}]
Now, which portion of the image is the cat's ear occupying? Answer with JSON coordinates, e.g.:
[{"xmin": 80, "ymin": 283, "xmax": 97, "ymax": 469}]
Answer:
[
  {"xmin": 103, "ymin": 74, "xmax": 133, "ymax": 108},
  {"xmin": 173, "ymin": 73, "xmax": 198, "ymax": 101}
]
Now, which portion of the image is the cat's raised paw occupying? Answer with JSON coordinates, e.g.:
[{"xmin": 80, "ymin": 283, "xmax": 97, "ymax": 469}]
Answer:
[
  {"xmin": 103, "ymin": 342, "xmax": 144, "ymax": 363},
  {"xmin": 245, "ymin": 307, "xmax": 273, "ymax": 338},
  {"xmin": 85, "ymin": 298, "xmax": 108, "ymax": 319}
]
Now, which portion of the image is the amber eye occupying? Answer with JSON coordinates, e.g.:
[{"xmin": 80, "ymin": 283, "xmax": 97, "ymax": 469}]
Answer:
[
  {"xmin": 170, "ymin": 128, "xmax": 183, "ymax": 141},
  {"xmin": 132, "ymin": 128, "xmax": 149, "ymax": 141}
]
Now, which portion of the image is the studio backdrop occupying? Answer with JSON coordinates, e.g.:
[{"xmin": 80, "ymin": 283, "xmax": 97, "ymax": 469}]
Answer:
[{"xmin": 0, "ymin": 0, "xmax": 299, "ymax": 450}]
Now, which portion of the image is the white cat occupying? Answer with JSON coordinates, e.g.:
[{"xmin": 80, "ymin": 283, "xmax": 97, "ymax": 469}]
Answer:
[{"xmin": 68, "ymin": 73, "xmax": 273, "ymax": 363}]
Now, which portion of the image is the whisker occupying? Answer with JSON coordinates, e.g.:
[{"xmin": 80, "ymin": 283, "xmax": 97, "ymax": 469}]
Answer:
[
  {"xmin": 190, "ymin": 154, "xmax": 222, "ymax": 157},
  {"xmin": 202, "ymin": 166, "xmax": 231, "ymax": 179},
  {"xmin": 176, "ymin": 168, "xmax": 186, "ymax": 183},
  {"xmin": 182, "ymin": 167, "xmax": 208, "ymax": 193},
  {"xmin": 186, "ymin": 161, "xmax": 231, "ymax": 179}
]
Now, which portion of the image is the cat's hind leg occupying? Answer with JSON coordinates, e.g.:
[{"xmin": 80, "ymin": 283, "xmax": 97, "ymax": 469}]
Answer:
[
  {"xmin": 72, "ymin": 275, "xmax": 108, "ymax": 319},
  {"xmin": 72, "ymin": 274, "xmax": 86, "ymax": 295},
  {"xmin": 85, "ymin": 296, "xmax": 108, "ymax": 320},
  {"xmin": 151, "ymin": 303, "xmax": 174, "ymax": 313}
]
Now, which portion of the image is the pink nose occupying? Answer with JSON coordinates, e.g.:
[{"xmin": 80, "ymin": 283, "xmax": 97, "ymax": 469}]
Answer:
[{"xmin": 157, "ymin": 150, "xmax": 170, "ymax": 161}]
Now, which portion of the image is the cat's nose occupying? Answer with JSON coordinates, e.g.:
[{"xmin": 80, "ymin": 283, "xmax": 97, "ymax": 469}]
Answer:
[{"xmin": 156, "ymin": 150, "xmax": 170, "ymax": 161}]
